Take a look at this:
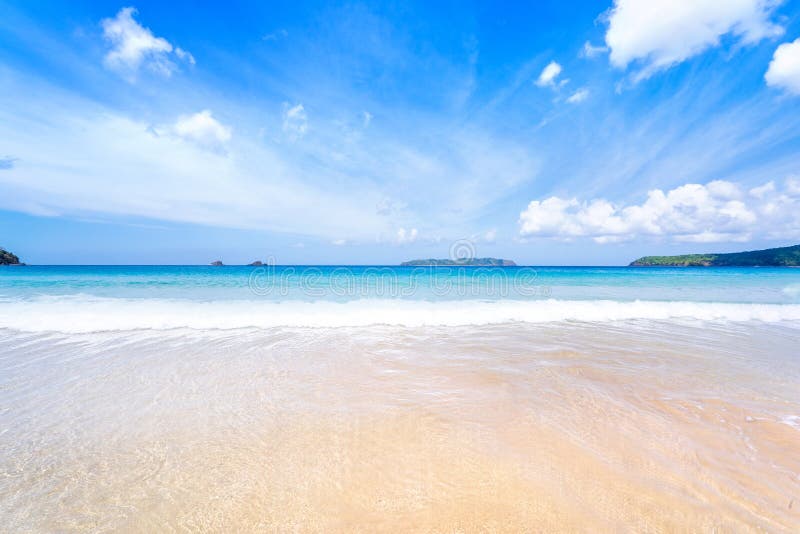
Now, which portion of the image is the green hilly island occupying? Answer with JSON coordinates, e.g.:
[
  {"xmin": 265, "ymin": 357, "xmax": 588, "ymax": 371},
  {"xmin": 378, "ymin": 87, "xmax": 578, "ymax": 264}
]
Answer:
[
  {"xmin": 630, "ymin": 244, "xmax": 800, "ymax": 267},
  {"xmin": 0, "ymin": 248, "xmax": 22, "ymax": 265}
]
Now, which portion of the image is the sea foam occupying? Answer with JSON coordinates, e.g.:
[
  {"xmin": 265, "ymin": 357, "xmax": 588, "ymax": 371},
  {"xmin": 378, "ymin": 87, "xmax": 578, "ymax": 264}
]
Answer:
[{"xmin": 1, "ymin": 296, "xmax": 800, "ymax": 332}]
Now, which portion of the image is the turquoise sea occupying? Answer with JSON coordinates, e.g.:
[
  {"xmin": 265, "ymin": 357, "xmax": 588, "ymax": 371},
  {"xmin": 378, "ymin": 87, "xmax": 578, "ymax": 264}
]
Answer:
[{"xmin": 1, "ymin": 265, "xmax": 800, "ymax": 331}]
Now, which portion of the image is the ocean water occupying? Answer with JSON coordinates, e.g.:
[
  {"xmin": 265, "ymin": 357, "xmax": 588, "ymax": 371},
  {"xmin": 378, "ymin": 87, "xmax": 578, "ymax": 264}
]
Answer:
[
  {"xmin": 1, "ymin": 266, "xmax": 800, "ymax": 530},
  {"xmin": 1, "ymin": 265, "xmax": 800, "ymax": 331}
]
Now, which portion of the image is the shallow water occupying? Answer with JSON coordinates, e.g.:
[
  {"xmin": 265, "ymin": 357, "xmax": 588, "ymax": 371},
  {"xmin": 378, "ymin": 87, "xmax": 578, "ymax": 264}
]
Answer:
[{"xmin": 1, "ymin": 321, "xmax": 799, "ymax": 532}]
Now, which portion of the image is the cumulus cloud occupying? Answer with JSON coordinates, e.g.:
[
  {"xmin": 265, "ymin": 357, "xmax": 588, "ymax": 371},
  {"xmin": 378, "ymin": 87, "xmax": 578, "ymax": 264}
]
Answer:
[
  {"xmin": 519, "ymin": 179, "xmax": 800, "ymax": 243},
  {"xmin": 282, "ymin": 103, "xmax": 308, "ymax": 140},
  {"xmin": 566, "ymin": 88, "xmax": 589, "ymax": 104},
  {"xmin": 749, "ymin": 181, "xmax": 775, "ymax": 198},
  {"xmin": 604, "ymin": 0, "xmax": 784, "ymax": 80},
  {"xmin": 535, "ymin": 61, "xmax": 563, "ymax": 87},
  {"xmin": 101, "ymin": 7, "xmax": 193, "ymax": 79},
  {"xmin": 173, "ymin": 110, "xmax": 232, "ymax": 149},
  {"xmin": 765, "ymin": 37, "xmax": 800, "ymax": 94}
]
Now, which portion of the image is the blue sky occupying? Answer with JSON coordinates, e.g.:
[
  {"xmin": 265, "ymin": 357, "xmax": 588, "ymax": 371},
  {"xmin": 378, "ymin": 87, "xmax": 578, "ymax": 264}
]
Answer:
[{"xmin": 2, "ymin": 0, "xmax": 800, "ymax": 265}]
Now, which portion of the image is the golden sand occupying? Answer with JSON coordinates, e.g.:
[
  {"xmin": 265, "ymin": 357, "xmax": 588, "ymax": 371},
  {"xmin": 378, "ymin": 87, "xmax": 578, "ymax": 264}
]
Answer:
[{"xmin": 0, "ymin": 322, "xmax": 798, "ymax": 532}]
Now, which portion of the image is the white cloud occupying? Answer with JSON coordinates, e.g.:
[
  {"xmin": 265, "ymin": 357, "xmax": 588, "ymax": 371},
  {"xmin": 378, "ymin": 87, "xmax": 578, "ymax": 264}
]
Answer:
[
  {"xmin": 375, "ymin": 197, "xmax": 407, "ymax": 216},
  {"xmin": 332, "ymin": 239, "xmax": 347, "ymax": 246},
  {"xmin": 705, "ymin": 179, "xmax": 741, "ymax": 198},
  {"xmin": 0, "ymin": 70, "xmax": 540, "ymax": 244},
  {"xmin": 362, "ymin": 111, "xmax": 373, "ymax": 128},
  {"xmin": 396, "ymin": 227, "xmax": 418, "ymax": 244},
  {"xmin": 101, "ymin": 7, "xmax": 192, "ymax": 79},
  {"xmin": 580, "ymin": 41, "xmax": 609, "ymax": 58},
  {"xmin": 465, "ymin": 228, "xmax": 498, "ymax": 244},
  {"xmin": 519, "ymin": 179, "xmax": 800, "ymax": 243},
  {"xmin": 749, "ymin": 181, "xmax": 775, "ymax": 198},
  {"xmin": 765, "ymin": 38, "xmax": 800, "ymax": 94},
  {"xmin": 173, "ymin": 110, "xmax": 232, "ymax": 149},
  {"xmin": 566, "ymin": 88, "xmax": 589, "ymax": 104},
  {"xmin": 604, "ymin": 0, "xmax": 784, "ymax": 80},
  {"xmin": 786, "ymin": 175, "xmax": 800, "ymax": 195},
  {"xmin": 174, "ymin": 47, "xmax": 196, "ymax": 65},
  {"xmin": 0, "ymin": 85, "xmax": 387, "ymax": 240},
  {"xmin": 282, "ymin": 103, "xmax": 308, "ymax": 140},
  {"xmin": 535, "ymin": 61, "xmax": 563, "ymax": 87},
  {"xmin": 262, "ymin": 29, "xmax": 288, "ymax": 42}
]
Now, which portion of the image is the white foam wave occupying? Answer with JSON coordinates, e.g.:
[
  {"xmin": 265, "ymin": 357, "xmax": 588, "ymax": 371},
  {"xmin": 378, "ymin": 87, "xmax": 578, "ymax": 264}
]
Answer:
[{"xmin": 1, "ymin": 296, "xmax": 800, "ymax": 333}]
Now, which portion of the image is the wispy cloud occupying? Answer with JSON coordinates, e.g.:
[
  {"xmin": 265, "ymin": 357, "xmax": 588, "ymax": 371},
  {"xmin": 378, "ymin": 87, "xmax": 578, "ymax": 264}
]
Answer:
[
  {"xmin": 566, "ymin": 88, "xmax": 589, "ymax": 104},
  {"xmin": 262, "ymin": 29, "xmax": 288, "ymax": 42},
  {"xmin": 282, "ymin": 103, "xmax": 308, "ymax": 141},
  {"xmin": 528, "ymin": 56, "xmax": 800, "ymax": 214},
  {"xmin": 535, "ymin": 61, "xmax": 564, "ymax": 87},
  {"xmin": 580, "ymin": 41, "xmax": 608, "ymax": 59},
  {"xmin": 362, "ymin": 111, "xmax": 373, "ymax": 128},
  {"xmin": 0, "ymin": 60, "xmax": 539, "ymax": 243},
  {"xmin": 0, "ymin": 78, "xmax": 385, "ymax": 239}
]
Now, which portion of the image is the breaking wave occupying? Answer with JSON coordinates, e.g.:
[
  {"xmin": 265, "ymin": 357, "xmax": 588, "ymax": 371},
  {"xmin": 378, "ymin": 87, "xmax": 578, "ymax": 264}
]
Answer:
[{"xmin": 1, "ymin": 295, "xmax": 800, "ymax": 333}]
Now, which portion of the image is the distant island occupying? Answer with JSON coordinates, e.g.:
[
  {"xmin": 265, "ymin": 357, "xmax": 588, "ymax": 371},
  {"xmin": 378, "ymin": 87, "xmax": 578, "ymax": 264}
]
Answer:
[
  {"xmin": 0, "ymin": 248, "xmax": 22, "ymax": 265},
  {"xmin": 401, "ymin": 257, "xmax": 517, "ymax": 266},
  {"xmin": 210, "ymin": 260, "xmax": 224, "ymax": 266},
  {"xmin": 630, "ymin": 244, "xmax": 800, "ymax": 267}
]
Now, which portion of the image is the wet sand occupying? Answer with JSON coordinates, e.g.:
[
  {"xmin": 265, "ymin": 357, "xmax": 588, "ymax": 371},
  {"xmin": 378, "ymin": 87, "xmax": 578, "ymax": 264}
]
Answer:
[{"xmin": 1, "ymin": 321, "xmax": 799, "ymax": 532}]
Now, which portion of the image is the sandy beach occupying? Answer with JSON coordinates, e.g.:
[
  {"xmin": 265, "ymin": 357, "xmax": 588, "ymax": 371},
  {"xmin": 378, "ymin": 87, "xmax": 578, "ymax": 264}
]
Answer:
[{"xmin": 2, "ymin": 320, "xmax": 798, "ymax": 532}]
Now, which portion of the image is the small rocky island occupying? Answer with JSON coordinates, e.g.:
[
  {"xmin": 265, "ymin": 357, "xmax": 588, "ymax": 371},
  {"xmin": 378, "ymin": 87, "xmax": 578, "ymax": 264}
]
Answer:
[
  {"xmin": 209, "ymin": 260, "xmax": 224, "ymax": 266},
  {"xmin": 630, "ymin": 244, "xmax": 800, "ymax": 267},
  {"xmin": 401, "ymin": 257, "xmax": 517, "ymax": 266},
  {"xmin": 0, "ymin": 248, "xmax": 22, "ymax": 265}
]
